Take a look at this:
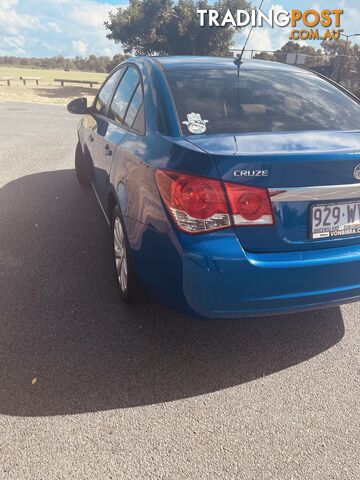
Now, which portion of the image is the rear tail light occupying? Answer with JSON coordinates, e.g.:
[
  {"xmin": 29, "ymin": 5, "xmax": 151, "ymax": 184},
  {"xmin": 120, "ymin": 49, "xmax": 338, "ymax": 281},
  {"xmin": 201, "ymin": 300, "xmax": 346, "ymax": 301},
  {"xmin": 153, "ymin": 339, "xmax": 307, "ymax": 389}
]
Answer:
[
  {"xmin": 155, "ymin": 170, "xmax": 231, "ymax": 233},
  {"xmin": 155, "ymin": 169, "xmax": 274, "ymax": 233},
  {"xmin": 224, "ymin": 183, "xmax": 274, "ymax": 225}
]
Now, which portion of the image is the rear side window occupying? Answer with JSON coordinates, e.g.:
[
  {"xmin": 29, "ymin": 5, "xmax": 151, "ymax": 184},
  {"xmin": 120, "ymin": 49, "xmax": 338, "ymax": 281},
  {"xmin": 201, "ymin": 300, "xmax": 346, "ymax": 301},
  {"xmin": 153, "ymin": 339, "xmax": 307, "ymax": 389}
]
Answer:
[
  {"xmin": 94, "ymin": 68, "xmax": 123, "ymax": 116},
  {"xmin": 124, "ymin": 83, "xmax": 145, "ymax": 133},
  {"xmin": 108, "ymin": 67, "xmax": 145, "ymax": 134},
  {"xmin": 165, "ymin": 69, "xmax": 360, "ymax": 135}
]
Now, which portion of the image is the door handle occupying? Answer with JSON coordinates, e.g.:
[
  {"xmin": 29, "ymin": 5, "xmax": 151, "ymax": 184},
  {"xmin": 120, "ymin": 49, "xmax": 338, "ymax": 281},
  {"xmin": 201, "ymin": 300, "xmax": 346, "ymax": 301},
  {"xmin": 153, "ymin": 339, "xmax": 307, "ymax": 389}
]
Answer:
[
  {"xmin": 105, "ymin": 144, "xmax": 113, "ymax": 156},
  {"xmin": 88, "ymin": 134, "xmax": 94, "ymax": 142}
]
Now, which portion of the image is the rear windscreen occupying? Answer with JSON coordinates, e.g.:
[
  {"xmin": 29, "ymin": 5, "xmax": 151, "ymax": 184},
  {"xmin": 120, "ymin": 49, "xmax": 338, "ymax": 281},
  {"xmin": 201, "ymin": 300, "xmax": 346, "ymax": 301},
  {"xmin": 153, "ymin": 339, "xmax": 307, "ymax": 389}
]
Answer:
[{"xmin": 165, "ymin": 68, "xmax": 360, "ymax": 135}]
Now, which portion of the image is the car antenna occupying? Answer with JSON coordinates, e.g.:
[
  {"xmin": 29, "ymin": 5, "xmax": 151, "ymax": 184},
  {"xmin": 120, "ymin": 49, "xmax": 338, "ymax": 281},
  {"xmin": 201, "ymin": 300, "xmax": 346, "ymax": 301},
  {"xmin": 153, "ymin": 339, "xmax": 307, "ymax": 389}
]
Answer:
[{"xmin": 233, "ymin": 0, "xmax": 265, "ymax": 68}]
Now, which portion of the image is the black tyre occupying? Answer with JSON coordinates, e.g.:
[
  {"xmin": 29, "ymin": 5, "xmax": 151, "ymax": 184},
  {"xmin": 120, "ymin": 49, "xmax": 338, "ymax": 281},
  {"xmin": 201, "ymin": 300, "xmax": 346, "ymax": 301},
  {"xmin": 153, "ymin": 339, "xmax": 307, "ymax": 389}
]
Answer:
[
  {"xmin": 112, "ymin": 206, "xmax": 143, "ymax": 304},
  {"xmin": 75, "ymin": 142, "xmax": 90, "ymax": 187}
]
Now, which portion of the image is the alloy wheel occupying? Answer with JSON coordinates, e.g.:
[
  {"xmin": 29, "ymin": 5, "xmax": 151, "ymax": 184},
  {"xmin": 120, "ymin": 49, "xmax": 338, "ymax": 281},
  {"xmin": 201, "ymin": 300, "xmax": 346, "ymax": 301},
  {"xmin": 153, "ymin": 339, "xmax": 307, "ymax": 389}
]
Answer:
[{"xmin": 113, "ymin": 216, "xmax": 128, "ymax": 293}]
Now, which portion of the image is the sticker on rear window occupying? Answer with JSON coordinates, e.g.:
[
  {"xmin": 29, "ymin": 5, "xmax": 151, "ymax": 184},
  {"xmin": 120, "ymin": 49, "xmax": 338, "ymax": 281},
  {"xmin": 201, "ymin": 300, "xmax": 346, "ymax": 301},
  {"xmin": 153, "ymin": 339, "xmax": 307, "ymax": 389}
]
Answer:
[{"xmin": 182, "ymin": 113, "xmax": 208, "ymax": 134}]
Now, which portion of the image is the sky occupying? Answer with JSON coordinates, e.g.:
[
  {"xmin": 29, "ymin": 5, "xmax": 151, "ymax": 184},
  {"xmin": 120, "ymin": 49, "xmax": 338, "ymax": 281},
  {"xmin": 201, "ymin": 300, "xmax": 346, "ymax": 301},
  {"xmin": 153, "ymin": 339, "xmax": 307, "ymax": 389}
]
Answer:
[{"xmin": 0, "ymin": 0, "xmax": 359, "ymax": 59}]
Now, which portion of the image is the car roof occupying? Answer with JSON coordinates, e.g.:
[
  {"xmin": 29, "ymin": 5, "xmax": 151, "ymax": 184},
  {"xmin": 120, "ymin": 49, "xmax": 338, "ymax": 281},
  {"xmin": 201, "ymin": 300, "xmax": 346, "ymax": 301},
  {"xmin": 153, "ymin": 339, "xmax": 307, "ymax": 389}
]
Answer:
[{"xmin": 146, "ymin": 56, "xmax": 306, "ymax": 74}]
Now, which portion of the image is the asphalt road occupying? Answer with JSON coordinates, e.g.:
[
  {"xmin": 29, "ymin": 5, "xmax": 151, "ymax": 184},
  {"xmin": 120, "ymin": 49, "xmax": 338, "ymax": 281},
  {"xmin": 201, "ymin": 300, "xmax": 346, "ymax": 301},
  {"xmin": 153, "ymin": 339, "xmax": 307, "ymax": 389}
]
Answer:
[{"xmin": 0, "ymin": 101, "xmax": 359, "ymax": 480}]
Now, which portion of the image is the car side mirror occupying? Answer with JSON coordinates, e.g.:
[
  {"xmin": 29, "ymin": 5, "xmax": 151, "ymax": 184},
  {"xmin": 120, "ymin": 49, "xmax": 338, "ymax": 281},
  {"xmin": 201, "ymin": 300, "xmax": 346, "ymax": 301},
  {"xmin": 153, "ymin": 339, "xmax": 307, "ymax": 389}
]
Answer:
[{"xmin": 67, "ymin": 97, "xmax": 89, "ymax": 115}]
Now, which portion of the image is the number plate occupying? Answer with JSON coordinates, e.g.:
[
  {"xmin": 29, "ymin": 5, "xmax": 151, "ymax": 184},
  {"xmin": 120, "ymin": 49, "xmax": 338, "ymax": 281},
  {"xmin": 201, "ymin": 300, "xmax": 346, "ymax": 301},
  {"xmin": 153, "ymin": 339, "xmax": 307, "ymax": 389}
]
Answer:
[{"xmin": 311, "ymin": 200, "xmax": 360, "ymax": 239}]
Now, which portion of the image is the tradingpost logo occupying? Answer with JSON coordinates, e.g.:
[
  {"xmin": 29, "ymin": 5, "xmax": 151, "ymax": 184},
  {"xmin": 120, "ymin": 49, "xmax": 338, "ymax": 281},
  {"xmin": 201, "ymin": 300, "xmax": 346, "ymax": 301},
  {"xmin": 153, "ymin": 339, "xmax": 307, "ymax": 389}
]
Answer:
[{"xmin": 197, "ymin": 8, "xmax": 344, "ymax": 41}]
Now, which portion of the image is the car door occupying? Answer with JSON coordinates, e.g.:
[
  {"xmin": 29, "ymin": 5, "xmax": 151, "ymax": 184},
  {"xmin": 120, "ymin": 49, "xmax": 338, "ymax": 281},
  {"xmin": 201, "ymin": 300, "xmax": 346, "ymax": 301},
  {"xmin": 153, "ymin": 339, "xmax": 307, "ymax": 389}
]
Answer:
[
  {"xmin": 89, "ymin": 67, "xmax": 125, "ymax": 205},
  {"xmin": 92, "ymin": 66, "xmax": 142, "ymax": 210},
  {"xmin": 108, "ymin": 69, "xmax": 146, "ymax": 222}
]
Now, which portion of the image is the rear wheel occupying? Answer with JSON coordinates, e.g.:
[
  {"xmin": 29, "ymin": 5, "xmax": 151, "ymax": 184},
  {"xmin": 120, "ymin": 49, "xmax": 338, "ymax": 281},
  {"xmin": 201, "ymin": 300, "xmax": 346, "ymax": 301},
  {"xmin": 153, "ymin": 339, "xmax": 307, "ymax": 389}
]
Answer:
[
  {"xmin": 112, "ymin": 206, "xmax": 143, "ymax": 304},
  {"xmin": 75, "ymin": 141, "xmax": 90, "ymax": 187}
]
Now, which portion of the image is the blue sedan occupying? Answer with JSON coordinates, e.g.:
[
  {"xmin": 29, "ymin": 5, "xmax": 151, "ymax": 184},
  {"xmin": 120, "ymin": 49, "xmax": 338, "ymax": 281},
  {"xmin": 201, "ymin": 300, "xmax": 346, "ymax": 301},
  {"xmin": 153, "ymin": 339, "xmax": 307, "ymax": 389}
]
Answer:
[{"xmin": 68, "ymin": 56, "xmax": 360, "ymax": 318}]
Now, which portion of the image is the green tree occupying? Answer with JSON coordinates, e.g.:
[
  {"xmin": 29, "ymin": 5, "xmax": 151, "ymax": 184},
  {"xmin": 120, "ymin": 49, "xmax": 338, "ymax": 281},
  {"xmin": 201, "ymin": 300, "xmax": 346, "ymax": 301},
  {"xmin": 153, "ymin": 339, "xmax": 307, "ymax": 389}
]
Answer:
[
  {"xmin": 105, "ymin": 0, "xmax": 251, "ymax": 56},
  {"xmin": 253, "ymin": 51, "xmax": 274, "ymax": 61},
  {"xmin": 321, "ymin": 39, "xmax": 360, "ymax": 80},
  {"xmin": 321, "ymin": 38, "xmax": 360, "ymax": 57},
  {"xmin": 107, "ymin": 54, "xmax": 131, "ymax": 72},
  {"xmin": 274, "ymin": 41, "xmax": 324, "ymax": 67}
]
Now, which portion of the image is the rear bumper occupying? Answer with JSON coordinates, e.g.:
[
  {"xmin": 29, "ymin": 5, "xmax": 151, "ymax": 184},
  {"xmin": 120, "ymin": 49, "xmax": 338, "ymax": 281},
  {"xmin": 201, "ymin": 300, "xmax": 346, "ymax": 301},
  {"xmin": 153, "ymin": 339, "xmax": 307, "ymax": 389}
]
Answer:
[{"xmin": 180, "ymin": 231, "xmax": 360, "ymax": 318}]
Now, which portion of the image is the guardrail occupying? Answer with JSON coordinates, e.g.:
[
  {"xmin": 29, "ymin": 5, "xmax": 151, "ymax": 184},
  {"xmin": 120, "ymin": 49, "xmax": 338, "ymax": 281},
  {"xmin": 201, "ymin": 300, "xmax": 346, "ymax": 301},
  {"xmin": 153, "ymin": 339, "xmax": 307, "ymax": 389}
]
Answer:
[
  {"xmin": 0, "ymin": 77, "xmax": 13, "ymax": 86},
  {"xmin": 19, "ymin": 76, "xmax": 41, "ymax": 85},
  {"xmin": 54, "ymin": 78, "xmax": 101, "ymax": 88}
]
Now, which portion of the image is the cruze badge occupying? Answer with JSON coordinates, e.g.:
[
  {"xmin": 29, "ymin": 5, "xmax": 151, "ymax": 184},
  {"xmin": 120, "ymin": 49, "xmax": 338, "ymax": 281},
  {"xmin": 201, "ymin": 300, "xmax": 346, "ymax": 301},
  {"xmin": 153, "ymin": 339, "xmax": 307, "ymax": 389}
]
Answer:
[
  {"xmin": 182, "ymin": 113, "xmax": 208, "ymax": 135},
  {"xmin": 234, "ymin": 170, "xmax": 269, "ymax": 177},
  {"xmin": 353, "ymin": 164, "xmax": 360, "ymax": 180}
]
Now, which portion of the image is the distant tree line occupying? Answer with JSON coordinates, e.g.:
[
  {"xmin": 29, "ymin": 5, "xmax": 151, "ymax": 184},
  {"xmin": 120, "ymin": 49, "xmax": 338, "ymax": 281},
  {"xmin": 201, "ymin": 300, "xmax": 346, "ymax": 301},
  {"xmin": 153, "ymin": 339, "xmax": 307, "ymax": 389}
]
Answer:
[
  {"xmin": 0, "ymin": 54, "xmax": 130, "ymax": 73},
  {"xmin": 255, "ymin": 40, "xmax": 360, "ymax": 66},
  {"xmin": 254, "ymin": 40, "xmax": 360, "ymax": 73}
]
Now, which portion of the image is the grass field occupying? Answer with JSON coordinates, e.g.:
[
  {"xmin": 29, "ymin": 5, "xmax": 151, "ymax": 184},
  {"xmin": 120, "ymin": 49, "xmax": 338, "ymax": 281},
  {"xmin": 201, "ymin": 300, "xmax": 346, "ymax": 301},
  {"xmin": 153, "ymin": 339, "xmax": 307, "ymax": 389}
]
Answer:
[
  {"xmin": 0, "ymin": 66, "xmax": 106, "ymax": 83},
  {"xmin": 0, "ymin": 66, "xmax": 107, "ymax": 104}
]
